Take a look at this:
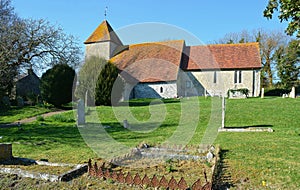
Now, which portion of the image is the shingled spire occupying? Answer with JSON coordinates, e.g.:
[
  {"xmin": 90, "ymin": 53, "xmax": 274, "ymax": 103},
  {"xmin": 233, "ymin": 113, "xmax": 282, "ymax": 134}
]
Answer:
[
  {"xmin": 84, "ymin": 20, "xmax": 122, "ymax": 45},
  {"xmin": 84, "ymin": 20, "xmax": 123, "ymax": 60}
]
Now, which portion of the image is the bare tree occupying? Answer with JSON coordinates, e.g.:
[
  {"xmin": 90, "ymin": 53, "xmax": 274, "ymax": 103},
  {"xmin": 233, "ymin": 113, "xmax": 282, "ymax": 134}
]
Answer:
[
  {"xmin": 0, "ymin": 0, "xmax": 82, "ymax": 101},
  {"xmin": 11, "ymin": 19, "xmax": 82, "ymax": 72},
  {"xmin": 215, "ymin": 29, "xmax": 290, "ymax": 87},
  {"xmin": 0, "ymin": 0, "xmax": 20, "ymax": 99}
]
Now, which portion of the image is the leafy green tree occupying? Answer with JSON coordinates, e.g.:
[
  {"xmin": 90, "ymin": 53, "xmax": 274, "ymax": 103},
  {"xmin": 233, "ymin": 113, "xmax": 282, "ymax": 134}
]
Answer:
[
  {"xmin": 264, "ymin": 0, "xmax": 300, "ymax": 37},
  {"xmin": 75, "ymin": 56, "xmax": 106, "ymax": 106},
  {"xmin": 275, "ymin": 40, "xmax": 300, "ymax": 89},
  {"xmin": 40, "ymin": 64, "xmax": 75, "ymax": 107},
  {"xmin": 95, "ymin": 62, "xmax": 124, "ymax": 106}
]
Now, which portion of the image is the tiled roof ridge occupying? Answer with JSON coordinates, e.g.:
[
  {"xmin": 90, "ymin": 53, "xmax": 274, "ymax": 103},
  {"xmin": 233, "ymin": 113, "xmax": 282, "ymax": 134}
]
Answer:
[
  {"xmin": 128, "ymin": 39, "xmax": 185, "ymax": 47},
  {"xmin": 189, "ymin": 42, "xmax": 259, "ymax": 47}
]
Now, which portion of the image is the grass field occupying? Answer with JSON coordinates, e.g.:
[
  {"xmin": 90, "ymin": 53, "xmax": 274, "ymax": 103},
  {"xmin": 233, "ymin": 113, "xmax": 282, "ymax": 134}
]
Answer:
[
  {"xmin": 0, "ymin": 106, "xmax": 56, "ymax": 124},
  {"xmin": 0, "ymin": 97, "xmax": 299, "ymax": 189}
]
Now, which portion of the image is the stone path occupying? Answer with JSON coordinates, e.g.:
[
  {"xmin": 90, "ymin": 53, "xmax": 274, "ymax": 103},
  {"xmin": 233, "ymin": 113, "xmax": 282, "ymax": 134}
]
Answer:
[{"xmin": 0, "ymin": 110, "xmax": 67, "ymax": 128}]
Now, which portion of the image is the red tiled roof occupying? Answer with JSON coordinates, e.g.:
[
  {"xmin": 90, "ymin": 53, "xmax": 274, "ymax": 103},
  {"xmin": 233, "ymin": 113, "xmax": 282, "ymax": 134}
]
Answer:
[
  {"xmin": 110, "ymin": 40, "xmax": 185, "ymax": 83},
  {"xmin": 185, "ymin": 42, "xmax": 261, "ymax": 70},
  {"xmin": 84, "ymin": 20, "xmax": 122, "ymax": 45}
]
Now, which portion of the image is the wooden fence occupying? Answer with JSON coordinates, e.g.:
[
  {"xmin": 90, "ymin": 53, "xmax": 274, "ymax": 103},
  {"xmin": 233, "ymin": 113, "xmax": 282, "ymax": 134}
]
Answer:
[{"xmin": 88, "ymin": 159, "xmax": 212, "ymax": 190}]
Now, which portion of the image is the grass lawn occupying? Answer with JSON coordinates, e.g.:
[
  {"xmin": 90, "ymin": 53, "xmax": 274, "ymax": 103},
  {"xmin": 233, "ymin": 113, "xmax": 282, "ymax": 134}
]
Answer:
[
  {"xmin": 0, "ymin": 106, "xmax": 57, "ymax": 124},
  {"xmin": 0, "ymin": 97, "xmax": 299, "ymax": 189}
]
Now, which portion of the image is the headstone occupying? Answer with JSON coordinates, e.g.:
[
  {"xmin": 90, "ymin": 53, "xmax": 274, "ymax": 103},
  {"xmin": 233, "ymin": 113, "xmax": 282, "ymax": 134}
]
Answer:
[
  {"xmin": 0, "ymin": 143, "xmax": 12, "ymax": 161},
  {"xmin": 206, "ymin": 152, "xmax": 214, "ymax": 160},
  {"xmin": 2, "ymin": 96, "xmax": 11, "ymax": 107},
  {"xmin": 221, "ymin": 96, "xmax": 225, "ymax": 128},
  {"xmin": 85, "ymin": 91, "xmax": 88, "ymax": 107},
  {"xmin": 77, "ymin": 99, "xmax": 85, "ymax": 125},
  {"xmin": 261, "ymin": 88, "xmax": 264, "ymax": 98},
  {"xmin": 289, "ymin": 87, "xmax": 295, "ymax": 98},
  {"xmin": 210, "ymin": 145, "xmax": 215, "ymax": 153},
  {"xmin": 123, "ymin": 119, "xmax": 129, "ymax": 129},
  {"xmin": 16, "ymin": 97, "xmax": 24, "ymax": 107}
]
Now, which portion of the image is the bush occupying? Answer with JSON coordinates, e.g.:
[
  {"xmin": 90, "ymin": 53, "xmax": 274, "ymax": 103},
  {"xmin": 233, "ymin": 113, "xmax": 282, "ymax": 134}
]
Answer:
[
  {"xmin": 36, "ymin": 115, "xmax": 45, "ymax": 121},
  {"xmin": 75, "ymin": 56, "xmax": 106, "ymax": 106},
  {"xmin": 95, "ymin": 62, "xmax": 124, "ymax": 106},
  {"xmin": 227, "ymin": 88, "xmax": 249, "ymax": 98},
  {"xmin": 40, "ymin": 64, "xmax": 75, "ymax": 107},
  {"xmin": 264, "ymin": 88, "xmax": 290, "ymax": 96}
]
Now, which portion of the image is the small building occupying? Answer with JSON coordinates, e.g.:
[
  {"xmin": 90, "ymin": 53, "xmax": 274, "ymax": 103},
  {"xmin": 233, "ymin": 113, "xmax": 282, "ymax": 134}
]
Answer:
[
  {"xmin": 84, "ymin": 20, "xmax": 262, "ymax": 100},
  {"xmin": 16, "ymin": 69, "xmax": 41, "ymax": 99}
]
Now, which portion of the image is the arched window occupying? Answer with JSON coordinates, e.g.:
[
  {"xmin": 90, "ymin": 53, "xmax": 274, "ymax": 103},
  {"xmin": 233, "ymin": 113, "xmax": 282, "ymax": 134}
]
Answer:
[{"xmin": 160, "ymin": 87, "xmax": 163, "ymax": 93}]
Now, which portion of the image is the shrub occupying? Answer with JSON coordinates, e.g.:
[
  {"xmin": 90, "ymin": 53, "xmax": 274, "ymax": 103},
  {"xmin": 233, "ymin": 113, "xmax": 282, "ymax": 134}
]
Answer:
[
  {"xmin": 75, "ymin": 56, "xmax": 106, "ymax": 106},
  {"xmin": 95, "ymin": 62, "xmax": 124, "ymax": 106},
  {"xmin": 227, "ymin": 88, "xmax": 249, "ymax": 98},
  {"xmin": 264, "ymin": 88, "xmax": 290, "ymax": 96},
  {"xmin": 36, "ymin": 115, "xmax": 45, "ymax": 121},
  {"xmin": 40, "ymin": 64, "xmax": 75, "ymax": 107}
]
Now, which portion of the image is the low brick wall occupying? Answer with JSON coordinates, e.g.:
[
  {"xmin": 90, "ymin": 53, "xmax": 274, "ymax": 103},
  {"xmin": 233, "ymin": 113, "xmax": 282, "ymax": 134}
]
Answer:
[{"xmin": 0, "ymin": 143, "xmax": 12, "ymax": 161}]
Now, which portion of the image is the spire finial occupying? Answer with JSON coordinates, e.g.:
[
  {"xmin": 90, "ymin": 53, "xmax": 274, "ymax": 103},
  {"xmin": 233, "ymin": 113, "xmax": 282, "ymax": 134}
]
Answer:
[{"xmin": 104, "ymin": 6, "xmax": 108, "ymax": 20}]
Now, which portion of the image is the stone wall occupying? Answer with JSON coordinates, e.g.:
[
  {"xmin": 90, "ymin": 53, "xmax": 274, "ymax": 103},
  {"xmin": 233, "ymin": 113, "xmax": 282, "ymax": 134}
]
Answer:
[
  {"xmin": 134, "ymin": 82, "xmax": 177, "ymax": 99},
  {"xmin": 0, "ymin": 144, "xmax": 12, "ymax": 161},
  {"xmin": 177, "ymin": 70, "xmax": 205, "ymax": 97},
  {"xmin": 189, "ymin": 69, "xmax": 261, "ymax": 97},
  {"xmin": 85, "ymin": 41, "xmax": 120, "ymax": 60},
  {"xmin": 16, "ymin": 70, "xmax": 41, "ymax": 98}
]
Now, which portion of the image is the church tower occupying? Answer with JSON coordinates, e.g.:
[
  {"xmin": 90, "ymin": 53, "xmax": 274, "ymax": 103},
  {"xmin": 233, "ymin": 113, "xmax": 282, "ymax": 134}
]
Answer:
[{"xmin": 84, "ymin": 20, "xmax": 123, "ymax": 60}]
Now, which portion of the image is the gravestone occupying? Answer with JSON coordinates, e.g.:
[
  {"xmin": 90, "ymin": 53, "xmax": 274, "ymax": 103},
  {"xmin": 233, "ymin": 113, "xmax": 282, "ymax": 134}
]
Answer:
[
  {"xmin": 221, "ymin": 96, "xmax": 225, "ymax": 128},
  {"xmin": 261, "ymin": 88, "xmax": 264, "ymax": 99},
  {"xmin": 85, "ymin": 91, "xmax": 88, "ymax": 107},
  {"xmin": 206, "ymin": 151, "xmax": 213, "ymax": 160},
  {"xmin": 282, "ymin": 94, "xmax": 288, "ymax": 98},
  {"xmin": 123, "ymin": 120, "xmax": 129, "ymax": 129},
  {"xmin": 289, "ymin": 87, "xmax": 295, "ymax": 98},
  {"xmin": 17, "ymin": 97, "xmax": 24, "ymax": 107},
  {"xmin": 2, "ymin": 96, "xmax": 10, "ymax": 107},
  {"xmin": 0, "ymin": 143, "xmax": 12, "ymax": 161},
  {"xmin": 77, "ymin": 99, "xmax": 85, "ymax": 125}
]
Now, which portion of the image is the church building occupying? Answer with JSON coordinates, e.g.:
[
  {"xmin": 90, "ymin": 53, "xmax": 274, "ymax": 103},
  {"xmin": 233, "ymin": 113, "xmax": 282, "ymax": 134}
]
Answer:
[{"xmin": 84, "ymin": 20, "xmax": 261, "ymax": 100}]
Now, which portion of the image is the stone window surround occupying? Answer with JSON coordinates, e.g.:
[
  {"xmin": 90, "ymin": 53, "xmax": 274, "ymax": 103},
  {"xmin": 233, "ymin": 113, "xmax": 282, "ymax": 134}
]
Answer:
[{"xmin": 234, "ymin": 70, "xmax": 242, "ymax": 84}]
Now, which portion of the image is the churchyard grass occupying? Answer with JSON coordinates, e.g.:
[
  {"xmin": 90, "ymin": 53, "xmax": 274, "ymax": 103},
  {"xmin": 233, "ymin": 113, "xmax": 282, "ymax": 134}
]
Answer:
[
  {"xmin": 215, "ymin": 97, "xmax": 300, "ymax": 189},
  {"xmin": 0, "ymin": 106, "xmax": 56, "ymax": 124},
  {"xmin": 0, "ymin": 97, "xmax": 299, "ymax": 189}
]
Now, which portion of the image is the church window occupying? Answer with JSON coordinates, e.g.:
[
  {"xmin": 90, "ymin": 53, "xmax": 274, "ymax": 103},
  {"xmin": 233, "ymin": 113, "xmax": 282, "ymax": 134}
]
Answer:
[
  {"xmin": 234, "ymin": 70, "xmax": 242, "ymax": 83},
  {"xmin": 213, "ymin": 71, "xmax": 217, "ymax": 83}
]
